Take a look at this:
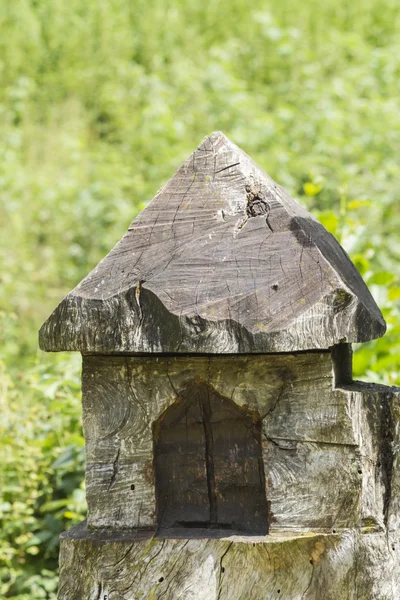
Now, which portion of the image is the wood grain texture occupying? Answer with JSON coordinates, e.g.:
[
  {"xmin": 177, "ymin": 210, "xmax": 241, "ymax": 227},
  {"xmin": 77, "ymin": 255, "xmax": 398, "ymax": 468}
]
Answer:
[
  {"xmin": 81, "ymin": 353, "xmax": 396, "ymax": 534},
  {"xmin": 39, "ymin": 131, "xmax": 385, "ymax": 354},
  {"xmin": 57, "ymin": 522, "xmax": 400, "ymax": 599},
  {"xmin": 388, "ymin": 389, "xmax": 400, "ymax": 534},
  {"xmin": 154, "ymin": 383, "xmax": 268, "ymax": 534}
]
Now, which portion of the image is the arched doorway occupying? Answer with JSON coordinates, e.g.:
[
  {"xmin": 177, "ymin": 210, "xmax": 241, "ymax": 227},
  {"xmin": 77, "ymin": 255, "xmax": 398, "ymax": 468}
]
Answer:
[{"xmin": 153, "ymin": 383, "xmax": 268, "ymax": 535}]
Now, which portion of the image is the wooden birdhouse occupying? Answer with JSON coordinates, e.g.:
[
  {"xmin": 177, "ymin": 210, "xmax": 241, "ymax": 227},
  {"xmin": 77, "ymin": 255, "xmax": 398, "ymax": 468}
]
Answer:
[{"xmin": 40, "ymin": 132, "xmax": 400, "ymax": 599}]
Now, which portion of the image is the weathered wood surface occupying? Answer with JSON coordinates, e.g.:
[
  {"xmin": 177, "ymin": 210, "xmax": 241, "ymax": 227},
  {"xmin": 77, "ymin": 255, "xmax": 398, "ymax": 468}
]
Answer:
[
  {"xmin": 154, "ymin": 383, "xmax": 268, "ymax": 534},
  {"xmin": 81, "ymin": 353, "xmax": 397, "ymax": 535},
  {"xmin": 58, "ymin": 522, "xmax": 400, "ymax": 599},
  {"xmin": 39, "ymin": 131, "xmax": 385, "ymax": 354}
]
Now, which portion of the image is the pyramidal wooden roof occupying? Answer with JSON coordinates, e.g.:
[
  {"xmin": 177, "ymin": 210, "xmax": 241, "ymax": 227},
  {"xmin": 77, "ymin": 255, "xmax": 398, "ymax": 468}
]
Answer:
[{"xmin": 39, "ymin": 132, "xmax": 386, "ymax": 354}]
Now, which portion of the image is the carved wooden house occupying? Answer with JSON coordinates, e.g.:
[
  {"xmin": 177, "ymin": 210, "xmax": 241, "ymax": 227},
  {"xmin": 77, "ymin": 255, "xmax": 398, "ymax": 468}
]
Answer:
[{"xmin": 40, "ymin": 132, "xmax": 400, "ymax": 599}]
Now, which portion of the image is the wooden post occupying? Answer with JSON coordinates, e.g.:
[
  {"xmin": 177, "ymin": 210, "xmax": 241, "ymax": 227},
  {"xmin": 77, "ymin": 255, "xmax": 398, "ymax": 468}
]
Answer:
[{"xmin": 40, "ymin": 132, "xmax": 400, "ymax": 599}]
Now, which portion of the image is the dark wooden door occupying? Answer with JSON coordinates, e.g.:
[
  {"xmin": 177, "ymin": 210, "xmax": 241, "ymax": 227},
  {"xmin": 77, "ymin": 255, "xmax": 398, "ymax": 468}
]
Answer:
[{"xmin": 154, "ymin": 383, "xmax": 268, "ymax": 534}]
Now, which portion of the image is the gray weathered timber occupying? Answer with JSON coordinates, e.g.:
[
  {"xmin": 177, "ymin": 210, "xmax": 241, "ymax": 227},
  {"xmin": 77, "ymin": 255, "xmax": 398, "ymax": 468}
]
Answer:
[
  {"xmin": 37, "ymin": 131, "xmax": 399, "ymax": 598},
  {"xmin": 58, "ymin": 522, "xmax": 400, "ymax": 600},
  {"xmin": 58, "ymin": 375, "xmax": 400, "ymax": 599},
  {"xmin": 81, "ymin": 353, "xmax": 397, "ymax": 535},
  {"xmin": 39, "ymin": 131, "xmax": 385, "ymax": 354}
]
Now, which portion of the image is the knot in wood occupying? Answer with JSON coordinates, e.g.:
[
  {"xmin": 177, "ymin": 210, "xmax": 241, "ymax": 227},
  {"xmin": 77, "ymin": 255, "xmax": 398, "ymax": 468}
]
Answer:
[
  {"xmin": 246, "ymin": 193, "xmax": 269, "ymax": 218},
  {"xmin": 245, "ymin": 183, "xmax": 269, "ymax": 218}
]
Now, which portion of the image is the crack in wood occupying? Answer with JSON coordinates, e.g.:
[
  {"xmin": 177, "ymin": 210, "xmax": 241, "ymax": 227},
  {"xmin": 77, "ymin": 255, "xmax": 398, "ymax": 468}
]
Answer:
[
  {"xmin": 107, "ymin": 446, "xmax": 120, "ymax": 491},
  {"xmin": 267, "ymin": 437, "xmax": 297, "ymax": 451},
  {"xmin": 200, "ymin": 391, "xmax": 218, "ymax": 525},
  {"xmin": 264, "ymin": 385, "xmax": 286, "ymax": 419},
  {"xmin": 105, "ymin": 543, "xmax": 135, "ymax": 569},
  {"xmin": 217, "ymin": 541, "xmax": 234, "ymax": 600},
  {"xmin": 95, "ymin": 582, "xmax": 102, "ymax": 600},
  {"xmin": 157, "ymin": 541, "xmax": 190, "ymax": 599},
  {"xmin": 301, "ymin": 560, "xmax": 315, "ymax": 599},
  {"xmin": 136, "ymin": 540, "xmax": 165, "ymax": 584},
  {"xmin": 135, "ymin": 280, "xmax": 144, "ymax": 325},
  {"xmin": 215, "ymin": 162, "xmax": 240, "ymax": 174},
  {"xmin": 381, "ymin": 392, "xmax": 394, "ymax": 526},
  {"xmin": 166, "ymin": 371, "xmax": 180, "ymax": 399}
]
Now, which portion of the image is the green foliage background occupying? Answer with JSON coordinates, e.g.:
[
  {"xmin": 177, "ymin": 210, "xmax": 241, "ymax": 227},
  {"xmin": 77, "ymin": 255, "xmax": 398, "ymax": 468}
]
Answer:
[{"xmin": 0, "ymin": 1, "xmax": 399, "ymax": 597}]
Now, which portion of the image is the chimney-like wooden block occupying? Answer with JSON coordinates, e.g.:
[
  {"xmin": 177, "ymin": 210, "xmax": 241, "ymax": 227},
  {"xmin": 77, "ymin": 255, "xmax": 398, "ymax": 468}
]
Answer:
[{"xmin": 40, "ymin": 132, "xmax": 400, "ymax": 599}]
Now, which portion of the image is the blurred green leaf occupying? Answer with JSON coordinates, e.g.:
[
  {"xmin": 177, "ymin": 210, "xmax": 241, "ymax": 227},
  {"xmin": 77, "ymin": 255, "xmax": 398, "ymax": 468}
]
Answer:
[
  {"xmin": 388, "ymin": 288, "xmax": 400, "ymax": 302},
  {"xmin": 318, "ymin": 210, "xmax": 339, "ymax": 235},
  {"xmin": 347, "ymin": 200, "xmax": 372, "ymax": 210},
  {"xmin": 368, "ymin": 272, "xmax": 396, "ymax": 286},
  {"xmin": 303, "ymin": 182, "xmax": 322, "ymax": 197}
]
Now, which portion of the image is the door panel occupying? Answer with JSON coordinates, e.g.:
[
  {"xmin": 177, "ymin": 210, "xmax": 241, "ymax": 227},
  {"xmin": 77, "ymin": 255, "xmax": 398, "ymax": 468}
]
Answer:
[{"xmin": 154, "ymin": 383, "xmax": 268, "ymax": 534}]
